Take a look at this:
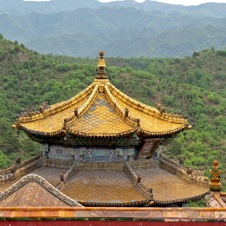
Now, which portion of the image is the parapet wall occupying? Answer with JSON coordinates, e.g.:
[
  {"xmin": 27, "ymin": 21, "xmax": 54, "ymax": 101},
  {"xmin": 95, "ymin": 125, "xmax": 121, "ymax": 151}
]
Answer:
[
  {"xmin": 0, "ymin": 154, "xmax": 42, "ymax": 184},
  {"xmin": 17, "ymin": 155, "xmax": 41, "ymax": 169},
  {"xmin": 130, "ymin": 159, "xmax": 155, "ymax": 169},
  {"xmin": 43, "ymin": 158, "xmax": 74, "ymax": 169},
  {"xmin": 14, "ymin": 158, "xmax": 42, "ymax": 179},
  {"xmin": 77, "ymin": 162, "xmax": 124, "ymax": 170},
  {"xmin": 159, "ymin": 154, "xmax": 208, "ymax": 185}
]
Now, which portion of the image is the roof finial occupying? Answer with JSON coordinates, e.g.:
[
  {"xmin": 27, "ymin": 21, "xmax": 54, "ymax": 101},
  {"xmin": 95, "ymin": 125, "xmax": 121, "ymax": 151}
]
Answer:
[
  {"xmin": 96, "ymin": 50, "xmax": 107, "ymax": 79},
  {"xmin": 99, "ymin": 50, "xmax": 104, "ymax": 59},
  {"xmin": 209, "ymin": 160, "xmax": 222, "ymax": 192}
]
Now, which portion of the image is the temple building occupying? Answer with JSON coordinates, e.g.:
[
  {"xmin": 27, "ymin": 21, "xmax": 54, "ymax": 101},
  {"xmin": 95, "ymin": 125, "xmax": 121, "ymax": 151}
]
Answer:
[{"xmin": 0, "ymin": 51, "xmax": 210, "ymax": 207}]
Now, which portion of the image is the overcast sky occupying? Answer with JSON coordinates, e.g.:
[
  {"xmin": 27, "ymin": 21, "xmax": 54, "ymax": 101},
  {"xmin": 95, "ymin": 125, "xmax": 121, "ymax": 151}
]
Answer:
[
  {"xmin": 25, "ymin": 0, "xmax": 226, "ymax": 5},
  {"xmin": 99, "ymin": 0, "xmax": 226, "ymax": 6}
]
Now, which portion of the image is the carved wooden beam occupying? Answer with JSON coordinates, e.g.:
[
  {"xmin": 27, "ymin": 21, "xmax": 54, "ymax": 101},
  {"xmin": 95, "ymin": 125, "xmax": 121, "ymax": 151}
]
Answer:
[{"xmin": 136, "ymin": 138, "xmax": 164, "ymax": 159}]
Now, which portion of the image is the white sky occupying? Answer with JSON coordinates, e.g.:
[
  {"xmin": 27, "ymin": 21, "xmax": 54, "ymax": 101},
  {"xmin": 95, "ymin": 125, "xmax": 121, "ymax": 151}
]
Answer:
[
  {"xmin": 24, "ymin": 0, "xmax": 226, "ymax": 5},
  {"xmin": 99, "ymin": 0, "xmax": 226, "ymax": 6}
]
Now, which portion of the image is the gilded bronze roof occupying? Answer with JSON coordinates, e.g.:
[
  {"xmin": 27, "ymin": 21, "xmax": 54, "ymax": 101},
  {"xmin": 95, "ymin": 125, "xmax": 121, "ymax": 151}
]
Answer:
[{"xmin": 13, "ymin": 51, "xmax": 190, "ymax": 138}]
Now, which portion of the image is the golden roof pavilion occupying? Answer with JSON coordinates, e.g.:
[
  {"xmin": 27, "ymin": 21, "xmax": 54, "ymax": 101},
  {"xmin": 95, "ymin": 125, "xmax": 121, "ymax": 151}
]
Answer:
[
  {"xmin": 1, "ymin": 51, "xmax": 209, "ymax": 208},
  {"xmin": 14, "ymin": 51, "xmax": 190, "ymax": 142}
]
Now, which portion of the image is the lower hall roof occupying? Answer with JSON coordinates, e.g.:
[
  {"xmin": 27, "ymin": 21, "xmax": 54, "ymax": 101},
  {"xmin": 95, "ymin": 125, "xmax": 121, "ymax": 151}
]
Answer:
[{"xmin": 0, "ymin": 158, "xmax": 209, "ymax": 207}]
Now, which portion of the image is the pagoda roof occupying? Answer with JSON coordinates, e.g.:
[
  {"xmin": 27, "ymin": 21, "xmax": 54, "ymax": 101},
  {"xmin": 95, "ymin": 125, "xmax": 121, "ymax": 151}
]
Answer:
[{"xmin": 13, "ymin": 51, "xmax": 190, "ymax": 138}]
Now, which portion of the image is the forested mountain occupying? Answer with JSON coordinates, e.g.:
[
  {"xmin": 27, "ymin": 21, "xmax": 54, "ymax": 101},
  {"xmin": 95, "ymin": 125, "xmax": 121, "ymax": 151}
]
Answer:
[
  {"xmin": 0, "ymin": 0, "xmax": 226, "ymax": 57},
  {"xmin": 0, "ymin": 37, "xmax": 225, "ymax": 190}
]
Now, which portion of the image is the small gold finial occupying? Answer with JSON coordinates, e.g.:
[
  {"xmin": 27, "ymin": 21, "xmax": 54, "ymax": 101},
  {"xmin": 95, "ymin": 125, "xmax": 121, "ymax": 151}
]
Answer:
[
  {"xmin": 97, "ymin": 50, "xmax": 106, "ymax": 68},
  {"xmin": 96, "ymin": 50, "xmax": 107, "ymax": 79},
  {"xmin": 209, "ymin": 160, "xmax": 222, "ymax": 192},
  {"xmin": 99, "ymin": 50, "xmax": 104, "ymax": 59}
]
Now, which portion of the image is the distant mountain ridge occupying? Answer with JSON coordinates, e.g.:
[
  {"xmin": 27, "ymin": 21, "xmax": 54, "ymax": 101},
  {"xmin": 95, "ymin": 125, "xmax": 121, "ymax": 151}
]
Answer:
[
  {"xmin": 1, "ymin": 0, "xmax": 226, "ymax": 18},
  {"xmin": 0, "ymin": 0, "xmax": 226, "ymax": 57}
]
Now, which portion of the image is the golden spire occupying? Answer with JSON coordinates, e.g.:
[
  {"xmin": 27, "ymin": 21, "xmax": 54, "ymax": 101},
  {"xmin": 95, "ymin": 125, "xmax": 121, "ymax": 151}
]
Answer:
[
  {"xmin": 209, "ymin": 160, "xmax": 222, "ymax": 192},
  {"xmin": 96, "ymin": 50, "xmax": 107, "ymax": 79}
]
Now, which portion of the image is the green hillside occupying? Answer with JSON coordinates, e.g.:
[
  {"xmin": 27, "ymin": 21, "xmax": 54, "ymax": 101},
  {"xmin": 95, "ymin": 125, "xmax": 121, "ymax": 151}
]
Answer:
[{"xmin": 0, "ymin": 36, "xmax": 225, "ymax": 187}]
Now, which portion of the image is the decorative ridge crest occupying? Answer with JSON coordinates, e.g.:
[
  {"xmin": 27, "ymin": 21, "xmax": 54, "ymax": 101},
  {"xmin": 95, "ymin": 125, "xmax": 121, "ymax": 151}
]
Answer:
[
  {"xmin": 14, "ymin": 83, "xmax": 95, "ymax": 124},
  {"xmin": 77, "ymin": 84, "xmax": 99, "ymax": 118},
  {"xmin": 108, "ymin": 83, "xmax": 188, "ymax": 124},
  {"xmin": 0, "ymin": 174, "xmax": 83, "ymax": 207}
]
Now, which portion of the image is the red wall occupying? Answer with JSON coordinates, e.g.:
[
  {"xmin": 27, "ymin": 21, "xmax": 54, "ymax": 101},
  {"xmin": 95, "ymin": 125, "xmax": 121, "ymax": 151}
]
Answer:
[{"xmin": 0, "ymin": 221, "xmax": 225, "ymax": 226}]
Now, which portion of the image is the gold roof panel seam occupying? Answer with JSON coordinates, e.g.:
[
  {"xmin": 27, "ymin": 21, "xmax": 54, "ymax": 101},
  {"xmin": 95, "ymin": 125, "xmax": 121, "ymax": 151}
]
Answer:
[{"xmin": 104, "ymin": 84, "xmax": 139, "ymax": 129}]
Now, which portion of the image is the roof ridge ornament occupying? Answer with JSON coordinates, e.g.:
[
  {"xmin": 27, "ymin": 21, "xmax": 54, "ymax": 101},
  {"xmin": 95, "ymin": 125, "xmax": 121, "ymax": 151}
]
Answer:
[{"xmin": 96, "ymin": 50, "xmax": 107, "ymax": 79}]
